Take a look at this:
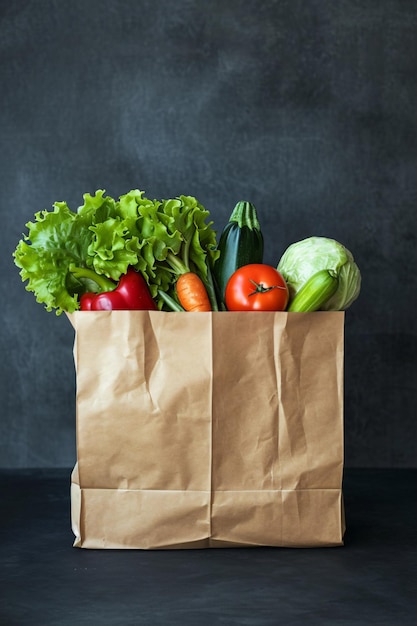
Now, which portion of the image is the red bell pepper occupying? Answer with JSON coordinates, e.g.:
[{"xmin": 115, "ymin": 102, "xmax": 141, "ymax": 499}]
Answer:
[{"xmin": 78, "ymin": 268, "xmax": 157, "ymax": 311}]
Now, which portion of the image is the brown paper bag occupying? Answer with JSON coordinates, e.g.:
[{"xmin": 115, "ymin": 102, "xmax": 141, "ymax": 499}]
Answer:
[{"xmin": 68, "ymin": 310, "xmax": 345, "ymax": 549}]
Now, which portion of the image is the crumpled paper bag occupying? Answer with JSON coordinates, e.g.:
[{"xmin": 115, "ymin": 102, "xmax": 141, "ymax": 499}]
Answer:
[{"xmin": 68, "ymin": 310, "xmax": 345, "ymax": 549}]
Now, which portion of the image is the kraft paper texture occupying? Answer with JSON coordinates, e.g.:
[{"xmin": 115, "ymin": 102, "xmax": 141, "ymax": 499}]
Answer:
[{"xmin": 68, "ymin": 311, "xmax": 345, "ymax": 549}]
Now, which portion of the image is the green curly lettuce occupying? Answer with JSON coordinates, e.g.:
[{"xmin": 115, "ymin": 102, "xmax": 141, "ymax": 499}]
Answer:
[
  {"xmin": 121, "ymin": 191, "xmax": 219, "ymax": 309},
  {"xmin": 13, "ymin": 201, "xmax": 94, "ymax": 314},
  {"xmin": 13, "ymin": 189, "xmax": 219, "ymax": 314}
]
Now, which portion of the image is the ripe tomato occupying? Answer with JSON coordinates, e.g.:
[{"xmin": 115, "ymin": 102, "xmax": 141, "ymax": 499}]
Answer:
[{"xmin": 225, "ymin": 264, "xmax": 289, "ymax": 311}]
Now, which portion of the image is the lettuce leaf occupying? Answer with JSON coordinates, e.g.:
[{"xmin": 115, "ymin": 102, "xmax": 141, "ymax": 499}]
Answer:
[
  {"xmin": 13, "ymin": 202, "xmax": 94, "ymax": 314},
  {"xmin": 131, "ymin": 193, "xmax": 219, "ymax": 307}
]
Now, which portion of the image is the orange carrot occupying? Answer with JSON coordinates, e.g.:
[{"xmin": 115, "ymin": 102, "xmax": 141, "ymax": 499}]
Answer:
[{"xmin": 176, "ymin": 272, "xmax": 212, "ymax": 312}]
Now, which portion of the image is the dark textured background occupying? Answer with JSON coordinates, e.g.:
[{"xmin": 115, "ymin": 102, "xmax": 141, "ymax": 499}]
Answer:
[{"xmin": 1, "ymin": 0, "xmax": 416, "ymax": 468}]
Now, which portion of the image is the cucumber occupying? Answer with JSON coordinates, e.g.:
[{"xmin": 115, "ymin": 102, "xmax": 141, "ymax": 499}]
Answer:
[
  {"xmin": 214, "ymin": 201, "xmax": 264, "ymax": 302},
  {"xmin": 288, "ymin": 270, "xmax": 338, "ymax": 312}
]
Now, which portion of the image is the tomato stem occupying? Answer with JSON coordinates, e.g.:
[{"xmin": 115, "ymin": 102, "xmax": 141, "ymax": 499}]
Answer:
[{"xmin": 248, "ymin": 279, "xmax": 287, "ymax": 297}]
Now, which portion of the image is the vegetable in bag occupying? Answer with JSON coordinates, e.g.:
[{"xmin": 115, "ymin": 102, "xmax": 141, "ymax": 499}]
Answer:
[
  {"xmin": 213, "ymin": 201, "xmax": 264, "ymax": 305},
  {"xmin": 277, "ymin": 236, "xmax": 361, "ymax": 311}
]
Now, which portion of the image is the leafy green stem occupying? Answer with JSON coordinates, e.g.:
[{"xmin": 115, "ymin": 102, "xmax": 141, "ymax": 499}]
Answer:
[
  {"xmin": 204, "ymin": 260, "xmax": 219, "ymax": 312},
  {"xmin": 166, "ymin": 252, "xmax": 189, "ymax": 276},
  {"xmin": 157, "ymin": 289, "xmax": 185, "ymax": 312},
  {"xmin": 182, "ymin": 233, "xmax": 192, "ymax": 271}
]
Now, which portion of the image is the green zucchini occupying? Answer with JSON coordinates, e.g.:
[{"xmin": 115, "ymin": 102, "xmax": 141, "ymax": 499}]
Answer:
[
  {"xmin": 214, "ymin": 201, "xmax": 264, "ymax": 302},
  {"xmin": 288, "ymin": 269, "xmax": 338, "ymax": 312}
]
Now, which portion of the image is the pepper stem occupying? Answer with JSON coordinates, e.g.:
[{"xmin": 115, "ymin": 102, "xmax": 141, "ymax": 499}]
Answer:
[{"xmin": 69, "ymin": 264, "xmax": 116, "ymax": 292}]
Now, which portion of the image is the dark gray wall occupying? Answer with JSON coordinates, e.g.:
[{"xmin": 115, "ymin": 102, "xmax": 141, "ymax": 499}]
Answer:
[{"xmin": 1, "ymin": 0, "xmax": 416, "ymax": 468}]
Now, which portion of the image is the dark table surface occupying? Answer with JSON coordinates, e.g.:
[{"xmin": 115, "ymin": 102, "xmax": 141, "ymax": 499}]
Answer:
[{"xmin": 0, "ymin": 468, "xmax": 416, "ymax": 626}]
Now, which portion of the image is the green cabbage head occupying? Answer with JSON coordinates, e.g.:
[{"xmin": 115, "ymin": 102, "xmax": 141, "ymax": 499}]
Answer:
[{"xmin": 277, "ymin": 236, "xmax": 361, "ymax": 310}]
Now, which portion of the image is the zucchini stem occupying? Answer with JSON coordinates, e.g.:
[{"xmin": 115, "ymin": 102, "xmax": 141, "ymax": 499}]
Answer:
[{"xmin": 229, "ymin": 201, "xmax": 261, "ymax": 231}]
